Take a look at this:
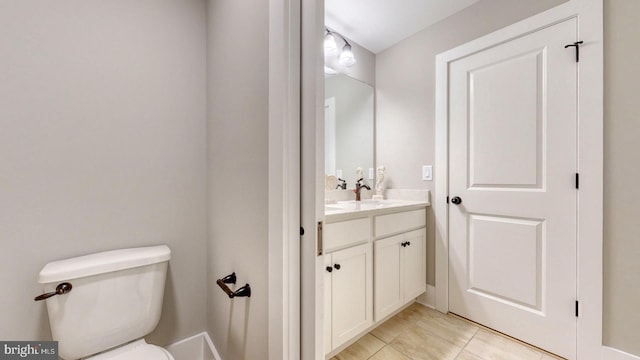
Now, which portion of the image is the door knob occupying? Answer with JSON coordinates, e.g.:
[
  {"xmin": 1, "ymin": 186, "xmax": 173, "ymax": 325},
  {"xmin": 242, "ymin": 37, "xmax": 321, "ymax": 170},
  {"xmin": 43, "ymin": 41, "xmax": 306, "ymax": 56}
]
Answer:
[{"xmin": 451, "ymin": 196, "xmax": 462, "ymax": 205}]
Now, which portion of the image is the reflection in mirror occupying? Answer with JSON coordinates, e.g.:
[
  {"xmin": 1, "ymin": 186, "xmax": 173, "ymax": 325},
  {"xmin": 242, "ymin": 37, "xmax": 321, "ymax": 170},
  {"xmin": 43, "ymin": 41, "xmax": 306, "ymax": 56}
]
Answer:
[{"xmin": 325, "ymin": 74, "xmax": 374, "ymax": 190}]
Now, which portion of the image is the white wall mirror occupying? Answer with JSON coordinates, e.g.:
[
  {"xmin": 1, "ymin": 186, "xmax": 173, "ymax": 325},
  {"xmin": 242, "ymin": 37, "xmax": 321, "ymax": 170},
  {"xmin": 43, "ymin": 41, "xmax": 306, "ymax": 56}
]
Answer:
[{"xmin": 324, "ymin": 74, "xmax": 374, "ymax": 189}]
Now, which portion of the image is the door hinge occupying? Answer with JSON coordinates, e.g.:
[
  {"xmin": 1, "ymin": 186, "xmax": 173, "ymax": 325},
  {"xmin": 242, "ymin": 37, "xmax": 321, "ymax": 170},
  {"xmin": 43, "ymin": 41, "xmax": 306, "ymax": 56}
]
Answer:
[
  {"xmin": 575, "ymin": 300, "xmax": 579, "ymax": 317},
  {"xmin": 564, "ymin": 41, "xmax": 584, "ymax": 62},
  {"xmin": 576, "ymin": 173, "xmax": 580, "ymax": 189},
  {"xmin": 317, "ymin": 221, "xmax": 323, "ymax": 256}
]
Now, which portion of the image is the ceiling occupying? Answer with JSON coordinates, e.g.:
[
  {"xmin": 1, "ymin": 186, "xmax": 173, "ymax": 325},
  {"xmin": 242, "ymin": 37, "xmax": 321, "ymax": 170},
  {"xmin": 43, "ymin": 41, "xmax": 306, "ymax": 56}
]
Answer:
[{"xmin": 325, "ymin": 0, "xmax": 480, "ymax": 54}]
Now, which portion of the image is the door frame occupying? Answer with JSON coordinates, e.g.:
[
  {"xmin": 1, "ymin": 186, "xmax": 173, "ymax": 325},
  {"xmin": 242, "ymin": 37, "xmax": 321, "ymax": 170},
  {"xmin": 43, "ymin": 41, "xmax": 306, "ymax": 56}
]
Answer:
[
  {"xmin": 268, "ymin": 0, "xmax": 302, "ymax": 358},
  {"xmin": 434, "ymin": 0, "xmax": 604, "ymax": 358},
  {"xmin": 300, "ymin": 0, "xmax": 326, "ymax": 358}
]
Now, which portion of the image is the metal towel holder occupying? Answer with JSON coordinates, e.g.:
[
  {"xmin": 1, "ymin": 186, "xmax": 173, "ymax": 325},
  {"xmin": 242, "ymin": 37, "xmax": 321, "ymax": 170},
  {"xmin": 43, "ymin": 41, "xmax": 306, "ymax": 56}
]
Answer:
[{"xmin": 216, "ymin": 272, "xmax": 251, "ymax": 298}]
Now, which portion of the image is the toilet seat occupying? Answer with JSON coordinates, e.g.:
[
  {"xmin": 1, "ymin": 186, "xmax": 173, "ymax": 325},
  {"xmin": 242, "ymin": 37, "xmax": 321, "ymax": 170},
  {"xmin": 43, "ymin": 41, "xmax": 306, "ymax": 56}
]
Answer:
[{"xmin": 86, "ymin": 339, "xmax": 174, "ymax": 360}]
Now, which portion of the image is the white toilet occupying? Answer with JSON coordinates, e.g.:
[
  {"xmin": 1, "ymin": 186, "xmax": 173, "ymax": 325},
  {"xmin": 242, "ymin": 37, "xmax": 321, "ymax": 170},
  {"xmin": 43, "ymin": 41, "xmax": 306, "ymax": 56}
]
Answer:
[{"xmin": 37, "ymin": 245, "xmax": 175, "ymax": 360}]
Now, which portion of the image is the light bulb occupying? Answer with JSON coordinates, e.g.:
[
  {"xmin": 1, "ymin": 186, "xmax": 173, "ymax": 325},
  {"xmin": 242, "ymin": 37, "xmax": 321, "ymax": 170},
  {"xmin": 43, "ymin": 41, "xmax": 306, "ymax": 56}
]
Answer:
[
  {"xmin": 339, "ymin": 44, "xmax": 356, "ymax": 67},
  {"xmin": 324, "ymin": 33, "xmax": 338, "ymax": 57},
  {"xmin": 324, "ymin": 66, "xmax": 338, "ymax": 75}
]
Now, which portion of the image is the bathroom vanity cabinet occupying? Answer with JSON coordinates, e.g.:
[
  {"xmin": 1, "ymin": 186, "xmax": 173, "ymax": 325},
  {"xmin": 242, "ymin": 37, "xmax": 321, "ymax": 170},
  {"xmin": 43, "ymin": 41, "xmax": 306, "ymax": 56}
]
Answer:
[
  {"xmin": 324, "ymin": 242, "xmax": 373, "ymax": 354},
  {"xmin": 323, "ymin": 202, "xmax": 428, "ymax": 356},
  {"xmin": 374, "ymin": 210, "xmax": 426, "ymax": 321},
  {"xmin": 323, "ymin": 216, "xmax": 373, "ymax": 354}
]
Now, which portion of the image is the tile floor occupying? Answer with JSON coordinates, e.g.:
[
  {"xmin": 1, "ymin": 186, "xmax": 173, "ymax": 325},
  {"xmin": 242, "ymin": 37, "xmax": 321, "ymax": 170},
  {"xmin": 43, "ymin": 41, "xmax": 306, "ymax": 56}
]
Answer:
[{"xmin": 331, "ymin": 303, "xmax": 563, "ymax": 360}]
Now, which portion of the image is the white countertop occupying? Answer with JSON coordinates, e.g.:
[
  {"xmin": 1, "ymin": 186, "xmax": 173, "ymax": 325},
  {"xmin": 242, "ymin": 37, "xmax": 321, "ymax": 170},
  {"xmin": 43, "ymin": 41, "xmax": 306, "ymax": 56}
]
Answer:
[{"xmin": 325, "ymin": 199, "xmax": 430, "ymax": 222}]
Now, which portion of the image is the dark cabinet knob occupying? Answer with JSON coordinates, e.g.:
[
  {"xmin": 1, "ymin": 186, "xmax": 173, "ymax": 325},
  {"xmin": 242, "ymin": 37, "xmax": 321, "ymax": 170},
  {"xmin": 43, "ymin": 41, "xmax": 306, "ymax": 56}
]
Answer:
[
  {"xmin": 326, "ymin": 266, "xmax": 333, "ymax": 273},
  {"xmin": 334, "ymin": 264, "xmax": 341, "ymax": 270},
  {"xmin": 406, "ymin": 241, "xmax": 411, "ymax": 246},
  {"xmin": 451, "ymin": 196, "xmax": 462, "ymax": 205}
]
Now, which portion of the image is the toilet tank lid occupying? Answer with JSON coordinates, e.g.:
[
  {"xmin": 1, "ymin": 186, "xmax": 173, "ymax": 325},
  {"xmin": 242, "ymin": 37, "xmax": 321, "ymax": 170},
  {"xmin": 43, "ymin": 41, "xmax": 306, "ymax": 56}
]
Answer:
[{"xmin": 38, "ymin": 245, "xmax": 171, "ymax": 283}]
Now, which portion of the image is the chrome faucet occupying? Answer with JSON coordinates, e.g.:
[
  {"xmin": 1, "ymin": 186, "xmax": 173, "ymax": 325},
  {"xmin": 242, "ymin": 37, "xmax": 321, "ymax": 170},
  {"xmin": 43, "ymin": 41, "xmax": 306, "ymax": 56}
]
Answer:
[{"xmin": 354, "ymin": 178, "xmax": 370, "ymax": 201}]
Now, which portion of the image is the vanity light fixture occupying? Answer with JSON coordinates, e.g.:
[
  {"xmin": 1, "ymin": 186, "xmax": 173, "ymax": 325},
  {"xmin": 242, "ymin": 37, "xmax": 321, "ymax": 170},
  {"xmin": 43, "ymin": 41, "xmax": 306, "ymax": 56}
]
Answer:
[
  {"xmin": 324, "ymin": 66, "xmax": 338, "ymax": 75},
  {"xmin": 339, "ymin": 43, "xmax": 356, "ymax": 67},
  {"xmin": 324, "ymin": 28, "xmax": 357, "ymax": 68},
  {"xmin": 324, "ymin": 31, "xmax": 338, "ymax": 56}
]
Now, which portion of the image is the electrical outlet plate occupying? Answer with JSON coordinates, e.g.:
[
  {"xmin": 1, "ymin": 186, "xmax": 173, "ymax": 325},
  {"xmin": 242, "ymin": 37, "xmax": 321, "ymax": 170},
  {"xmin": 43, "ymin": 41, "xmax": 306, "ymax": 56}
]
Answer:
[
  {"xmin": 422, "ymin": 165, "xmax": 433, "ymax": 181},
  {"xmin": 368, "ymin": 168, "xmax": 374, "ymax": 180}
]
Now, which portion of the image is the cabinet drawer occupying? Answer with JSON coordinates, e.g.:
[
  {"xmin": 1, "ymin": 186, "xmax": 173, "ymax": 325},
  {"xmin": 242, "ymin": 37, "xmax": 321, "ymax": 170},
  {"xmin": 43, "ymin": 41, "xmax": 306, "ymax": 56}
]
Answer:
[
  {"xmin": 375, "ymin": 209, "xmax": 426, "ymax": 238},
  {"xmin": 324, "ymin": 217, "xmax": 371, "ymax": 252}
]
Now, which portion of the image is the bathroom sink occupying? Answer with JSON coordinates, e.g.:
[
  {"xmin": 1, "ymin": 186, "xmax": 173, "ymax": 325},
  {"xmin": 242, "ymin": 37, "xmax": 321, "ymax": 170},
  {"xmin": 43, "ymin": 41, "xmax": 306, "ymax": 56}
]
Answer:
[
  {"xmin": 324, "ymin": 199, "xmax": 407, "ymax": 213},
  {"xmin": 341, "ymin": 199, "xmax": 400, "ymax": 207}
]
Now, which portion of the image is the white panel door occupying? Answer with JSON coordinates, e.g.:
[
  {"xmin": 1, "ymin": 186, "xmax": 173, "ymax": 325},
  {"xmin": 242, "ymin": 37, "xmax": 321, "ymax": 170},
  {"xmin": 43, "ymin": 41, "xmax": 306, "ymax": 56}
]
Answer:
[{"xmin": 448, "ymin": 18, "xmax": 577, "ymax": 358}]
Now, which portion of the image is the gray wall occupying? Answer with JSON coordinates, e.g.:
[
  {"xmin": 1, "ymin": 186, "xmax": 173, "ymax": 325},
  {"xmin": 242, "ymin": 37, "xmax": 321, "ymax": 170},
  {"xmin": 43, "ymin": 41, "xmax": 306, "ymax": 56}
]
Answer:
[
  {"xmin": 377, "ymin": 0, "xmax": 640, "ymax": 356},
  {"xmin": 375, "ymin": 0, "xmax": 567, "ymax": 285},
  {"xmin": 0, "ymin": 0, "xmax": 208, "ymax": 346},
  {"xmin": 206, "ymin": 0, "xmax": 269, "ymax": 359},
  {"xmin": 603, "ymin": 0, "xmax": 640, "ymax": 356}
]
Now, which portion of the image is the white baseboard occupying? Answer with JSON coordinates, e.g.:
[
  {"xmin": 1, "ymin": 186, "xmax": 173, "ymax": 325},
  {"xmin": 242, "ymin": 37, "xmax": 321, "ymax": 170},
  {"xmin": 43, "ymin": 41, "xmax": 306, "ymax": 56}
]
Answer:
[
  {"xmin": 165, "ymin": 332, "xmax": 221, "ymax": 360},
  {"xmin": 416, "ymin": 284, "xmax": 436, "ymax": 309},
  {"xmin": 603, "ymin": 346, "xmax": 640, "ymax": 360}
]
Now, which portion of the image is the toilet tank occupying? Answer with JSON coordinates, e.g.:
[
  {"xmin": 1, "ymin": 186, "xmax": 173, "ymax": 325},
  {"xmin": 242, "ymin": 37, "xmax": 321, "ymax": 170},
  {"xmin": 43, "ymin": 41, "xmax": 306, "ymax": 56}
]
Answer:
[{"xmin": 37, "ymin": 245, "xmax": 171, "ymax": 360}]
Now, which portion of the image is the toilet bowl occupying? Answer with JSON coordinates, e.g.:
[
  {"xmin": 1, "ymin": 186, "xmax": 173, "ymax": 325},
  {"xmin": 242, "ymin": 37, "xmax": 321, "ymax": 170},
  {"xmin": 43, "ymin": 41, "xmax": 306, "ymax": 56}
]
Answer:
[{"xmin": 37, "ymin": 245, "xmax": 174, "ymax": 360}]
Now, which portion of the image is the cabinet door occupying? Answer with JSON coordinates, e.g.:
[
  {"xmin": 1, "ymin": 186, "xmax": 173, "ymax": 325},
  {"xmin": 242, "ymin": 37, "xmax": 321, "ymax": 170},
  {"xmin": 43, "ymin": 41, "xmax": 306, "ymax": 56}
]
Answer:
[
  {"xmin": 330, "ymin": 243, "xmax": 373, "ymax": 349},
  {"xmin": 402, "ymin": 228, "xmax": 427, "ymax": 301},
  {"xmin": 324, "ymin": 254, "xmax": 333, "ymax": 355},
  {"xmin": 374, "ymin": 234, "xmax": 403, "ymax": 321}
]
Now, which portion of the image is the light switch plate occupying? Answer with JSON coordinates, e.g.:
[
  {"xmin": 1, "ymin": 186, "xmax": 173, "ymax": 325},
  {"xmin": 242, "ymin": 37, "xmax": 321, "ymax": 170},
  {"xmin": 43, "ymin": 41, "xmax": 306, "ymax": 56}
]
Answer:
[
  {"xmin": 336, "ymin": 169, "xmax": 343, "ymax": 179},
  {"xmin": 422, "ymin": 165, "xmax": 433, "ymax": 181}
]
